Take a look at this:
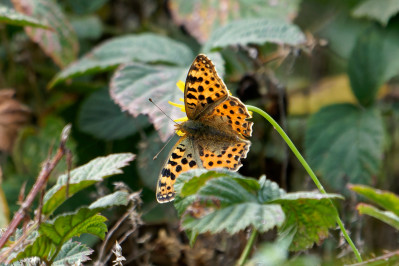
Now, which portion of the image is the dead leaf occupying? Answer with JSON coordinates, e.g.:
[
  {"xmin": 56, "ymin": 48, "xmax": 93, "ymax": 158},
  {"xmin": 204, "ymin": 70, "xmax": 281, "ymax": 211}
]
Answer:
[{"xmin": 0, "ymin": 89, "xmax": 31, "ymax": 153}]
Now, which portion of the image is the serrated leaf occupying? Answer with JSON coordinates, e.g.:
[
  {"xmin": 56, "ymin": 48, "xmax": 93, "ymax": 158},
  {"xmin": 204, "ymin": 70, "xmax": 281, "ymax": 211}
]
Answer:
[
  {"xmin": 53, "ymin": 241, "xmax": 93, "ymax": 265},
  {"xmin": 174, "ymin": 169, "xmax": 259, "ymax": 215},
  {"xmin": 42, "ymin": 153, "xmax": 135, "ymax": 215},
  {"xmin": 305, "ymin": 104, "xmax": 384, "ymax": 191},
  {"xmin": 0, "ymin": 4, "xmax": 51, "ymax": 29},
  {"xmin": 12, "ymin": 235, "xmax": 56, "ymax": 262},
  {"xmin": 169, "ymin": 0, "xmax": 301, "ymax": 43},
  {"xmin": 182, "ymin": 202, "xmax": 284, "ymax": 235},
  {"xmin": 39, "ymin": 207, "xmax": 108, "ymax": 245},
  {"xmin": 175, "ymin": 170, "xmax": 285, "ymax": 234},
  {"xmin": 111, "ymin": 63, "xmax": 185, "ymax": 141},
  {"xmin": 348, "ymin": 25, "xmax": 399, "ymax": 106},
  {"xmin": 257, "ymin": 175, "xmax": 286, "ymax": 203},
  {"xmin": 78, "ymin": 88, "xmax": 148, "ymax": 140},
  {"xmin": 349, "ymin": 184, "xmax": 399, "ymax": 216},
  {"xmin": 203, "ymin": 18, "xmax": 306, "ymax": 52},
  {"xmin": 12, "ymin": 0, "xmax": 78, "ymax": 68},
  {"xmin": 89, "ymin": 191, "xmax": 129, "ymax": 209},
  {"xmin": 352, "ymin": 0, "xmax": 399, "ymax": 26},
  {"xmin": 50, "ymin": 33, "xmax": 193, "ymax": 87},
  {"xmin": 271, "ymin": 192, "xmax": 342, "ymax": 251},
  {"xmin": 357, "ymin": 203, "xmax": 399, "ymax": 230}
]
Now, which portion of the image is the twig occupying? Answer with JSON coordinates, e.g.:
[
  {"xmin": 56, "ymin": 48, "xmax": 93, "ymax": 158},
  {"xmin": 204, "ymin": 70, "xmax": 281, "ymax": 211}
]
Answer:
[{"xmin": 0, "ymin": 124, "xmax": 72, "ymax": 262}]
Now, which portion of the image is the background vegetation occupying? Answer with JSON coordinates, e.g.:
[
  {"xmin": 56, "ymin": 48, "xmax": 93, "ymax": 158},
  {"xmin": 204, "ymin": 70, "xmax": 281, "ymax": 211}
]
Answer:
[{"xmin": 1, "ymin": 0, "xmax": 399, "ymax": 265}]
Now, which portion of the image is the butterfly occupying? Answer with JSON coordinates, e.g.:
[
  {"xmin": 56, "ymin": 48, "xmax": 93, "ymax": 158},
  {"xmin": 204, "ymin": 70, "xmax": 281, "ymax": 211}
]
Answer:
[{"xmin": 156, "ymin": 54, "xmax": 253, "ymax": 203}]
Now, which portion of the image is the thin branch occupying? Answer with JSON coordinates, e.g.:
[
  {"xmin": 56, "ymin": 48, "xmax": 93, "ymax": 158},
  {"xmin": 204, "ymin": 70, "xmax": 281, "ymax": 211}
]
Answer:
[{"xmin": 0, "ymin": 124, "xmax": 72, "ymax": 262}]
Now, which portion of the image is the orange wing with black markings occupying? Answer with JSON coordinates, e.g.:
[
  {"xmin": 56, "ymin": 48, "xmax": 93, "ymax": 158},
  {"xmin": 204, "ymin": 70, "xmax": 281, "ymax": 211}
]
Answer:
[
  {"xmin": 156, "ymin": 137, "xmax": 198, "ymax": 203},
  {"xmin": 184, "ymin": 54, "xmax": 229, "ymax": 120}
]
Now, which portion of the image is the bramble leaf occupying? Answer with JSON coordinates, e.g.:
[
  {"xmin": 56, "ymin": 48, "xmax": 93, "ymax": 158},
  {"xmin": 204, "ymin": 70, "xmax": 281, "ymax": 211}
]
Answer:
[
  {"xmin": 52, "ymin": 241, "xmax": 93, "ymax": 266},
  {"xmin": 12, "ymin": 235, "xmax": 55, "ymax": 262},
  {"xmin": 305, "ymin": 104, "xmax": 384, "ymax": 191},
  {"xmin": 42, "ymin": 153, "xmax": 135, "ymax": 215},
  {"xmin": 12, "ymin": 0, "xmax": 78, "ymax": 67},
  {"xmin": 175, "ymin": 170, "xmax": 285, "ymax": 235},
  {"xmin": 169, "ymin": 0, "xmax": 301, "ymax": 43},
  {"xmin": 50, "ymin": 33, "xmax": 193, "ymax": 87},
  {"xmin": 271, "ymin": 193, "xmax": 342, "ymax": 251},
  {"xmin": 0, "ymin": 4, "xmax": 51, "ymax": 29},
  {"xmin": 352, "ymin": 0, "xmax": 399, "ymax": 26},
  {"xmin": 78, "ymin": 88, "xmax": 148, "ymax": 140},
  {"xmin": 203, "ymin": 18, "xmax": 306, "ymax": 52},
  {"xmin": 348, "ymin": 25, "xmax": 399, "ymax": 106},
  {"xmin": 39, "ymin": 208, "xmax": 108, "ymax": 245}
]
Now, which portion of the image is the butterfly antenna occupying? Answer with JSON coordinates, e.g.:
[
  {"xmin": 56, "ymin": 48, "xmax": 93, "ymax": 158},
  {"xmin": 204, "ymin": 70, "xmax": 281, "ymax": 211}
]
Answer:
[
  {"xmin": 149, "ymin": 98, "xmax": 178, "ymax": 125},
  {"xmin": 153, "ymin": 134, "xmax": 176, "ymax": 160}
]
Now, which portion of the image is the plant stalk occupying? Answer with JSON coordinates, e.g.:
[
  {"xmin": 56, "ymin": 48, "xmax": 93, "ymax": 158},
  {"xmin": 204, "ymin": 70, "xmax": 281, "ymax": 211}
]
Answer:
[
  {"xmin": 246, "ymin": 105, "xmax": 362, "ymax": 262},
  {"xmin": 237, "ymin": 229, "xmax": 257, "ymax": 266}
]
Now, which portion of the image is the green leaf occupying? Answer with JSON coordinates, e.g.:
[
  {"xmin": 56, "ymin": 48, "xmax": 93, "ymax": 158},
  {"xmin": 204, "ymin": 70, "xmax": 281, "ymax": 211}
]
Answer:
[
  {"xmin": 271, "ymin": 192, "xmax": 342, "ymax": 251},
  {"xmin": 39, "ymin": 208, "xmax": 108, "ymax": 245},
  {"xmin": 257, "ymin": 175, "xmax": 286, "ymax": 203},
  {"xmin": 0, "ymin": 4, "xmax": 51, "ymax": 29},
  {"xmin": 169, "ymin": 0, "xmax": 301, "ymax": 43},
  {"xmin": 175, "ymin": 170, "xmax": 285, "ymax": 234},
  {"xmin": 89, "ymin": 191, "xmax": 129, "ymax": 209},
  {"xmin": 78, "ymin": 88, "xmax": 148, "ymax": 140},
  {"xmin": 13, "ymin": 235, "xmax": 56, "ymax": 262},
  {"xmin": 174, "ymin": 169, "xmax": 260, "ymax": 215},
  {"xmin": 349, "ymin": 184, "xmax": 399, "ymax": 216},
  {"xmin": 357, "ymin": 203, "xmax": 399, "ymax": 230},
  {"xmin": 203, "ymin": 18, "xmax": 306, "ymax": 52},
  {"xmin": 13, "ymin": 0, "xmax": 78, "ymax": 68},
  {"xmin": 182, "ymin": 202, "xmax": 284, "ymax": 235},
  {"xmin": 42, "ymin": 153, "xmax": 135, "ymax": 215},
  {"xmin": 352, "ymin": 0, "xmax": 399, "ymax": 26},
  {"xmin": 50, "ymin": 33, "xmax": 193, "ymax": 87},
  {"xmin": 52, "ymin": 241, "xmax": 93, "ymax": 265},
  {"xmin": 348, "ymin": 25, "xmax": 399, "ymax": 106},
  {"xmin": 305, "ymin": 104, "xmax": 384, "ymax": 191},
  {"xmin": 111, "ymin": 63, "xmax": 185, "ymax": 141}
]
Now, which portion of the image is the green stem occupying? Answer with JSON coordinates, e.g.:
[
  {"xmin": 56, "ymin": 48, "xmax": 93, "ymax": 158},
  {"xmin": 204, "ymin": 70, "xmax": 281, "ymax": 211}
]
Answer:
[
  {"xmin": 237, "ymin": 229, "xmax": 257, "ymax": 266},
  {"xmin": 246, "ymin": 105, "xmax": 362, "ymax": 263}
]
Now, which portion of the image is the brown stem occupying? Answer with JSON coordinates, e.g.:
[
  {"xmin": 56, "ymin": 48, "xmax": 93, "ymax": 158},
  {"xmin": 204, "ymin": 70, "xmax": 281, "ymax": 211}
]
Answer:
[{"xmin": 0, "ymin": 125, "xmax": 71, "ymax": 262}]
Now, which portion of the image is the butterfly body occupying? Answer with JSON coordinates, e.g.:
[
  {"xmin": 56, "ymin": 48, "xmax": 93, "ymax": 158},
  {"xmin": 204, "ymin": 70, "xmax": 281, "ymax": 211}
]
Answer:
[{"xmin": 156, "ymin": 54, "xmax": 253, "ymax": 203}]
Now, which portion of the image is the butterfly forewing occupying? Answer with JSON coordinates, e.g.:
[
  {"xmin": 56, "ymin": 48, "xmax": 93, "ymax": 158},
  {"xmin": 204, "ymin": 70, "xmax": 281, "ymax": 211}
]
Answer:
[
  {"xmin": 156, "ymin": 137, "xmax": 198, "ymax": 203},
  {"xmin": 184, "ymin": 54, "xmax": 229, "ymax": 120}
]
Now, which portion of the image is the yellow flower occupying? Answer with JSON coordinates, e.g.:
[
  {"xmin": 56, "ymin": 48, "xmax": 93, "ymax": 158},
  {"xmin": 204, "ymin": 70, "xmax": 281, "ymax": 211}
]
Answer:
[{"xmin": 168, "ymin": 81, "xmax": 188, "ymax": 123}]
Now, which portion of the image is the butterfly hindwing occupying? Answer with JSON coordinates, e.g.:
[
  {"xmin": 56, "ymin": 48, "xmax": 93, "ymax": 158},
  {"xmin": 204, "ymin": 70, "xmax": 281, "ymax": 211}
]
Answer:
[
  {"xmin": 203, "ymin": 96, "xmax": 253, "ymax": 138},
  {"xmin": 156, "ymin": 137, "xmax": 198, "ymax": 203},
  {"xmin": 184, "ymin": 54, "xmax": 229, "ymax": 120},
  {"xmin": 197, "ymin": 139, "xmax": 251, "ymax": 171}
]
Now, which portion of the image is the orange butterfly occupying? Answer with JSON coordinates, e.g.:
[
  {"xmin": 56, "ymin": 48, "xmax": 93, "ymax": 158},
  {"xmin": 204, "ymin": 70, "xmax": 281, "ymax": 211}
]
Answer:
[{"xmin": 156, "ymin": 54, "xmax": 253, "ymax": 203}]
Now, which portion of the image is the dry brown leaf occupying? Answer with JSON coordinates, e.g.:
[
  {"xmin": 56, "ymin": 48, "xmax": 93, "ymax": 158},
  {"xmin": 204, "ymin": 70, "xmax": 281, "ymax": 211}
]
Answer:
[{"xmin": 0, "ymin": 89, "xmax": 31, "ymax": 153}]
